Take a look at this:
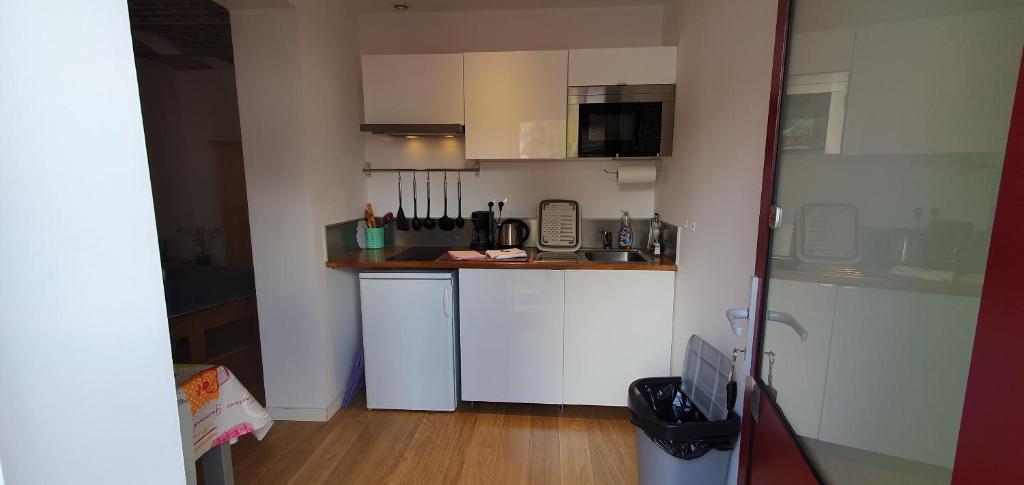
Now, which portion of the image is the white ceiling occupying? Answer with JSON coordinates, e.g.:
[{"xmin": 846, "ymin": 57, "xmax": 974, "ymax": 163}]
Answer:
[{"xmin": 349, "ymin": 0, "xmax": 664, "ymax": 13}]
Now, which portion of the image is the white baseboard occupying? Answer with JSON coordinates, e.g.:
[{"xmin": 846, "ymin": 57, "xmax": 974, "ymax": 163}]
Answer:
[{"xmin": 267, "ymin": 391, "xmax": 344, "ymax": 422}]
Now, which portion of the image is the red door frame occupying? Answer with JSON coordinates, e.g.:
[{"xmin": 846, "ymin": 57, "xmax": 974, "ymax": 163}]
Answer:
[
  {"xmin": 738, "ymin": 1, "xmax": 1024, "ymax": 482},
  {"xmin": 737, "ymin": 0, "xmax": 810, "ymax": 482},
  {"xmin": 950, "ymin": 51, "xmax": 1024, "ymax": 484}
]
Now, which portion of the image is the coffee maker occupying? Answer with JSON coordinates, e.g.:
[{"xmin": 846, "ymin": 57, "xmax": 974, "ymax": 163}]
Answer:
[{"xmin": 470, "ymin": 210, "xmax": 494, "ymax": 250}]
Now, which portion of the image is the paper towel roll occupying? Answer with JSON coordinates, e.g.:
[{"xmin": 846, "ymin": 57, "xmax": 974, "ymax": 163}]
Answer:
[{"xmin": 616, "ymin": 165, "xmax": 657, "ymax": 184}]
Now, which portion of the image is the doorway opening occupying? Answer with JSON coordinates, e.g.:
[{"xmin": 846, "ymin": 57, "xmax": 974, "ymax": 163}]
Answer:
[{"xmin": 130, "ymin": 0, "xmax": 264, "ymax": 404}]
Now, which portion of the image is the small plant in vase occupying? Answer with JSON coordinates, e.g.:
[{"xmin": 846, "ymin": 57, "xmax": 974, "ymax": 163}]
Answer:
[{"xmin": 177, "ymin": 225, "xmax": 220, "ymax": 266}]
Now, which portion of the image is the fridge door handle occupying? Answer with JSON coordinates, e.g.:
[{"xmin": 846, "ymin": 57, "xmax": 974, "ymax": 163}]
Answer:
[{"xmin": 442, "ymin": 285, "xmax": 452, "ymax": 318}]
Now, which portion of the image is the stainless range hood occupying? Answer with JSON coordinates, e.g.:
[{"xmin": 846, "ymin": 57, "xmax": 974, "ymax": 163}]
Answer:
[{"xmin": 359, "ymin": 123, "xmax": 465, "ymax": 137}]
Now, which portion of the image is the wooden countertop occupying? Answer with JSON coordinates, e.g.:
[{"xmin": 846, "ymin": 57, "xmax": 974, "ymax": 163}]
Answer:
[
  {"xmin": 770, "ymin": 267, "xmax": 983, "ymax": 297},
  {"xmin": 325, "ymin": 247, "xmax": 678, "ymax": 271}
]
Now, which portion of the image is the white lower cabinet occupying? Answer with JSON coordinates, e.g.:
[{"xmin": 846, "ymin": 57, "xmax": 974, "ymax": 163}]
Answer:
[
  {"xmin": 818, "ymin": 286, "xmax": 980, "ymax": 468},
  {"xmin": 762, "ymin": 279, "xmax": 839, "ymax": 439},
  {"xmin": 563, "ymin": 270, "xmax": 674, "ymax": 406},
  {"xmin": 458, "ymin": 269, "xmax": 675, "ymax": 406},
  {"xmin": 458, "ymin": 269, "xmax": 565, "ymax": 404}
]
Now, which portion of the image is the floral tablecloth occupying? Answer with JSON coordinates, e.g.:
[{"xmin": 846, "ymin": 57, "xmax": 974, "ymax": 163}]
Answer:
[{"xmin": 175, "ymin": 364, "xmax": 273, "ymax": 458}]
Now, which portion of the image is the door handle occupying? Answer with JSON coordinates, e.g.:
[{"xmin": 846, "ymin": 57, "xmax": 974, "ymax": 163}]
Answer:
[
  {"xmin": 726, "ymin": 309, "xmax": 809, "ymax": 341},
  {"xmin": 442, "ymin": 285, "xmax": 452, "ymax": 318},
  {"xmin": 724, "ymin": 276, "xmax": 762, "ymax": 337},
  {"xmin": 767, "ymin": 310, "xmax": 809, "ymax": 341},
  {"xmin": 726, "ymin": 308, "xmax": 749, "ymax": 337}
]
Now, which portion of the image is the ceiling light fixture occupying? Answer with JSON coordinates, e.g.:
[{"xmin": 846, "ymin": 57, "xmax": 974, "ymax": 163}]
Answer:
[{"xmin": 393, "ymin": 4, "xmax": 409, "ymax": 10}]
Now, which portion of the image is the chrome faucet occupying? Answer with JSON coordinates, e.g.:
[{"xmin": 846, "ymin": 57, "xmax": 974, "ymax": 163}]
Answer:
[
  {"xmin": 648, "ymin": 212, "xmax": 663, "ymax": 255},
  {"xmin": 599, "ymin": 229, "xmax": 613, "ymax": 249}
]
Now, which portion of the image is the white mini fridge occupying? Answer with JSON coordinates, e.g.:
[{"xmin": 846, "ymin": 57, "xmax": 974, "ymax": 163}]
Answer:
[{"xmin": 358, "ymin": 271, "xmax": 458, "ymax": 411}]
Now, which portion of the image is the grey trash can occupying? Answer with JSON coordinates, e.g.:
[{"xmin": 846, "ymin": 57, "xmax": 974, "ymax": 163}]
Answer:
[{"xmin": 628, "ymin": 336, "xmax": 741, "ymax": 485}]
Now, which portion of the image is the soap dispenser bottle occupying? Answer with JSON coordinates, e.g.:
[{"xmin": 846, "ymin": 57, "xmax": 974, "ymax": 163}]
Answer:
[{"xmin": 617, "ymin": 210, "xmax": 633, "ymax": 249}]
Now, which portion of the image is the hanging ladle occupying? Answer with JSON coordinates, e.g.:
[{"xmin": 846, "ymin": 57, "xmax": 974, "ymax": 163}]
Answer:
[
  {"xmin": 455, "ymin": 172, "xmax": 465, "ymax": 228},
  {"xmin": 422, "ymin": 172, "xmax": 436, "ymax": 229},
  {"xmin": 411, "ymin": 172, "xmax": 422, "ymax": 231},
  {"xmin": 395, "ymin": 172, "xmax": 409, "ymax": 231},
  {"xmin": 438, "ymin": 171, "xmax": 455, "ymax": 231}
]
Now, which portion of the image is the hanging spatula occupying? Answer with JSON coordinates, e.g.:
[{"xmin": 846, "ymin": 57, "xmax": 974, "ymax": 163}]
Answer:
[
  {"xmin": 438, "ymin": 171, "xmax": 455, "ymax": 231},
  {"xmin": 395, "ymin": 173, "xmax": 409, "ymax": 231}
]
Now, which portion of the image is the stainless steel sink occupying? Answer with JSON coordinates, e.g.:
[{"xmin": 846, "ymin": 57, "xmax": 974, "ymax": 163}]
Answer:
[{"xmin": 583, "ymin": 250, "xmax": 652, "ymax": 263}]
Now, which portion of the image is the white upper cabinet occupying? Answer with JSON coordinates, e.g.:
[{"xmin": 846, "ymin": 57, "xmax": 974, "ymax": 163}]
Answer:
[
  {"xmin": 464, "ymin": 50, "xmax": 568, "ymax": 160},
  {"xmin": 568, "ymin": 47, "xmax": 677, "ymax": 86},
  {"xmin": 842, "ymin": 9, "xmax": 1024, "ymax": 154},
  {"xmin": 361, "ymin": 54, "xmax": 464, "ymax": 124},
  {"xmin": 786, "ymin": 28, "xmax": 855, "ymax": 76}
]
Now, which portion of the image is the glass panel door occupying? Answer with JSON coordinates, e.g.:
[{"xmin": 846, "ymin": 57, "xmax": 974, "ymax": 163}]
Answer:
[{"xmin": 760, "ymin": 1, "xmax": 1024, "ymax": 483}]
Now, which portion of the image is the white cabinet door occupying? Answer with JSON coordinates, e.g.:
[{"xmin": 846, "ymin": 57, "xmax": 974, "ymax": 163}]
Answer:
[
  {"xmin": 785, "ymin": 28, "xmax": 855, "ymax": 76},
  {"xmin": 563, "ymin": 270, "xmax": 674, "ymax": 406},
  {"xmin": 458, "ymin": 269, "xmax": 565, "ymax": 404},
  {"xmin": 361, "ymin": 54, "xmax": 464, "ymax": 124},
  {"xmin": 818, "ymin": 286, "xmax": 980, "ymax": 468},
  {"xmin": 762, "ymin": 279, "xmax": 838, "ymax": 439},
  {"xmin": 464, "ymin": 50, "xmax": 568, "ymax": 160},
  {"xmin": 568, "ymin": 47, "xmax": 677, "ymax": 86},
  {"xmin": 842, "ymin": 9, "xmax": 1024, "ymax": 154}
]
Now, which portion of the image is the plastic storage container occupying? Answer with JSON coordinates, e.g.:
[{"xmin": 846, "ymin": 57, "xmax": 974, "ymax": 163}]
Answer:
[{"xmin": 628, "ymin": 336, "xmax": 741, "ymax": 485}]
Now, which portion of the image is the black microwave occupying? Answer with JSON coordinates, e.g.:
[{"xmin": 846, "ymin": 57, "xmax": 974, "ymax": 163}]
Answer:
[{"xmin": 567, "ymin": 84, "xmax": 675, "ymax": 158}]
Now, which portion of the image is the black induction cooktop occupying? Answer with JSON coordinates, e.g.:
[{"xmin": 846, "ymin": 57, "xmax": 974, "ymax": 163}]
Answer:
[{"xmin": 386, "ymin": 247, "xmax": 452, "ymax": 262}]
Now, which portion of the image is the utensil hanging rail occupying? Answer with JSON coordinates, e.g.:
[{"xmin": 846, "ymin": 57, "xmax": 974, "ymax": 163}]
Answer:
[{"xmin": 362, "ymin": 164, "xmax": 480, "ymax": 177}]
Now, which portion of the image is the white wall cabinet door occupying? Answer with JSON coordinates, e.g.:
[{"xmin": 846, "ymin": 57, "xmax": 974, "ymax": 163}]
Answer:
[
  {"xmin": 361, "ymin": 53, "xmax": 464, "ymax": 124},
  {"xmin": 458, "ymin": 269, "xmax": 565, "ymax": 404},
  {"xmin": 464, "ymin": 50, "xmax": 568, "ymax": 160},
  {"xmin": 762, "ymin": 279, "xmax": 839, "ymax": 439},
  {"xmin": 568, "ymin": 47, "xmax": 677, "ymax": 86},
  {"xmin": 563, "ymin": 270, "xmax": 674, "ymax": 406},
  {"xmin": 818, "ymin": 286, "xmax": 980, "ymax": 468},
  {"xmin": 841, "ymin": 9, "xmax": 1024, "ymax": 154},
  {"xmin": 785, "ymin": 28, "xmax": 855, "ymax": 76}
]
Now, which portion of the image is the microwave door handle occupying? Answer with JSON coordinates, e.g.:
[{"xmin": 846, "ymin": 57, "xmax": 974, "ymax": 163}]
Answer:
[{"xmin": 610, "ymin": 155, "xmax": 659, "ymax": 160}]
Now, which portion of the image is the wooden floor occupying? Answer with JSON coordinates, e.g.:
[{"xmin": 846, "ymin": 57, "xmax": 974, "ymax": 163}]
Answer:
[{"xmin": 228, "ymin": 395, "xmax": 639, "ymax": 485}]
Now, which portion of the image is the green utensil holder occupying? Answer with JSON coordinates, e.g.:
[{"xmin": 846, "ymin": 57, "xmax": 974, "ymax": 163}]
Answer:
[{"xmin": 366, "ymin": 227, "xmax": 385, "ymax": 249}]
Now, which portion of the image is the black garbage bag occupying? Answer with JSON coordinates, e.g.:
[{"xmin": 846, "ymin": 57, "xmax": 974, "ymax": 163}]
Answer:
[{"xmin": 628, "ymin": 377, "xmax": 741, "ymax": 460}]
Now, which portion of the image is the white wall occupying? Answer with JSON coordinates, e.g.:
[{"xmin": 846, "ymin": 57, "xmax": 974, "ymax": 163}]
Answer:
[
  {"xmin": 364, "ymin": 138, "xmax": 656, "ymax": 218},
  {"xmin": 359, "ymin": 5, "xmax": 666, "ymax": 219},
  {"xmin": 0, "ymin": 1, "xmax": 184, "ymax": 483},
  {"xmin": 657, "ymin": 0, "xmax": 778, "ymax": 480},
  {"xmin": 358, "ymin": 5, "xmax": 664, "ymax": 55},
  {"xmin": 137, "ymin": 59, "xmax": 242, "ymax": 263},
  {"xmin": 229, "ymin": 0, "xmax": 365, "ymax": 420}
]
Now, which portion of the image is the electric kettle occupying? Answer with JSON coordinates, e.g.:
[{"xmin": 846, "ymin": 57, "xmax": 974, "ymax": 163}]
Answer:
[{"xmin": 496, "ymin": 219, "xmax": 530, "ymax": 249}]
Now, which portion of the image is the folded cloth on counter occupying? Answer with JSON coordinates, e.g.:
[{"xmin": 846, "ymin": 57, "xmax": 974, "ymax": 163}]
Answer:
[
  {"xmin": 485, "ymin": 248, "xmax": 528, "ymax": 260},
  {"xmin": 888, "ymin": 265, "xmax": 955, "ymax": 283},
  {"xmin": 447, "ymin": 250, "xmax": 487, "ymax": 260}
]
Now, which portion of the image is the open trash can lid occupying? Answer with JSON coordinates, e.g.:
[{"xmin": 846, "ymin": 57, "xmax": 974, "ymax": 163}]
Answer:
[{"xmin": 681, "ymin": 335, "xmax": 732, "ymax": 421}]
